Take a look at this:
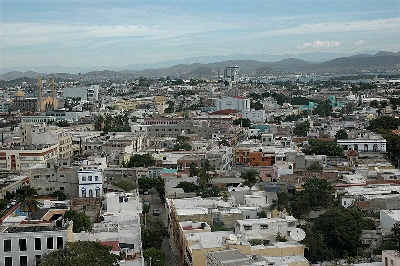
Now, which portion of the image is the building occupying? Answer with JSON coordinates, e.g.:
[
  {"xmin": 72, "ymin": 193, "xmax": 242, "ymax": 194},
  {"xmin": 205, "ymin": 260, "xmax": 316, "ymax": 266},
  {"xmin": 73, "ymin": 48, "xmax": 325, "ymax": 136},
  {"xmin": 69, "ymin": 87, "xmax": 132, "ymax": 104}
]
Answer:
[
  {"xmin": 337, "ymin": 132, "xmax": 387, "ymax": 157},
  {"xmin": 20, "ymin": 116, "xmax": 56, "ymax": 124},
  {"xmin": 0, "ymin": 221, "xmax": 73, "ymax": 266},
  {"xmin": 29, "ymin": 159, "xmax": 79, "ymax": 197},
  {"xmin": 37, "ymin": 76, "xmax": 58, "ymax": 112},
  {"xmin": 20, "ymin": 124, "xmax": 73, "ymax": 159},
  {"xmin": 63, "ymin": 85, "xmax": 99, "ymax": 102},
  {"xmin": 215, "ymin": 96, "xmax": 250, "ymax": 112},
  {"xmin": 380, "ymin": 210, "xmax": 400, "ymax": 231},
  {"xmin": 241, "ymin": 109, "xmax": 266, "ymax": 123},
  {"xmin": 78, "ymin": 161, "xmax": 104, "ymax": 198},
  {"xmin": 234, "ymin": 217, "xmax": 298, "ymax": 245},
  {"xmin": 383, "ymin": 250, "xmax": 400, "ymax": 266},
  {"xmin": 0, "ymin": 144, "xmax": 59, "ymax": 171}
]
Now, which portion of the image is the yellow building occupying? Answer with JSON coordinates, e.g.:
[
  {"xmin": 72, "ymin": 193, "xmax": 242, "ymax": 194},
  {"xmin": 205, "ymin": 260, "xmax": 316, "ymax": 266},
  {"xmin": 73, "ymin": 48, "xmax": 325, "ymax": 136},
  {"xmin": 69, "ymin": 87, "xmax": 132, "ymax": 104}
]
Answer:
[{"xmin": 37, "ymin": 76, "xmax": 58, "ymax": 111}]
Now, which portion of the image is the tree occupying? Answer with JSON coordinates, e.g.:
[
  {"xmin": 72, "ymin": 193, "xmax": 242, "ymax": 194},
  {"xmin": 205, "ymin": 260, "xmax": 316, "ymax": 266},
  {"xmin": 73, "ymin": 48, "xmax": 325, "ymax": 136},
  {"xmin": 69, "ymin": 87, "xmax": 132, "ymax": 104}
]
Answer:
[
  {"xmin": 189, "ymin": 162, "xmax": 198, "ymax": 177},
  {"xmin": 141, "ymin": 217, "xmax": 168, "ymax": 249},
  {"xmin": 302, "ymin": 177, "xmax": 335, "ymax": 208},
  {"xmin": 369, "ymin": 100, "xmax": 380, "ymax": 108},
  {"xmin": 233, "ymin": 118, "xmax": 251, "ymax": 127},
  {"xmin": 63, "ymin": 210, "xmax": 92, "ymax": 233},
  {"xmin": 306, "ymin": 161, "xmax": 323, "ymax": 172},
  {"xmin": 313, "ymin": 100, "xmax": 332, "ymax": 117},
  {"xmin": 250, "ymin": 100, "xmax": 263, "ymax": 110},
  {"xmin": 276, "ymin": 232, "xmax": 287, "ymax": 242},
  {"xmin": 123, "ymin": 154, "xmax": 155, "ymax": 168},
  {"xmin": 312, "ymin": 207, "xmax": 374, "ymax": 260},
  {"xmin": 241, "ymin": 170, "xmax": 259, "ymax": 189},
  {"xmin": 113, "ymin": 179, "xmax": 136, "ymax": 191},
  {"xmin": 391, "ymin": 221, "xmax": 400, "ymax": 249},
  {"xmin": 288, "ymin": 190, "xmax": 310, "ymax": 219},
  {"xmin": 198, "ymin": 186, "xmax": 221, "ymax": 198},
  {"xmin": 270, "ymin": 190, "xmax": 290, "ymax": 212},
  {"xmin": 368, "ymin": 116, "xmax": 400, "ymax": 131},
  {"xmin": 143, "ymin": 248, "xmax": 166, "ymax": 266},
  {"xmin": 303, "ymin": 139, "xmax": 344, "ymax": 156},
  {"xmin": 40, "ymin": 241, "xmax": 120, "ymax": 266},
  {"xmin": 0, "ymin": 199, "xmax": 7, "ymax": 210},
  {"xmin": 173, "ymin": 142, "xmax": 192, "ymax": 151},
  {"xmin": 176, "ymin": 181, "xmax": 199, "ymax": 193},
  {"xmin": 335, "ymin": 129, "xmax": 348, "ymax": 140},
  {"xmin": 49, "ymin": 190, "xmax": 68, "ymax": 200},
  {"xmin": 17, "ymin": 186, "xmax": 40, "ymax": 220},
  {"xmin": 293, "ymin": 121, "xmax": 310, "ymax": 137}
]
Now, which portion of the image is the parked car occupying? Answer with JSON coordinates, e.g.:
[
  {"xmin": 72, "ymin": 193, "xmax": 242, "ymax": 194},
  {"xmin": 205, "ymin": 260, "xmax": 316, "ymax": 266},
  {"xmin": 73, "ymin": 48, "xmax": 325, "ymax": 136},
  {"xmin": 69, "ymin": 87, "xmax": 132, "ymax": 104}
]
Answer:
[
  {"xmin": 143, "ymin": 199, "xmax": 150, "ymax": 206},
  {"xmin": 152, "ymin": 209, "xmax": 160, "ymax": 216}
]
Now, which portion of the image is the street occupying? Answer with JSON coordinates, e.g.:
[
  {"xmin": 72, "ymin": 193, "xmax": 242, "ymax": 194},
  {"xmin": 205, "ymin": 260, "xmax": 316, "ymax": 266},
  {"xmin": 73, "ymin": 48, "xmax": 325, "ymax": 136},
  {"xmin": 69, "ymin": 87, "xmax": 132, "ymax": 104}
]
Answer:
[{"xmin": 146, "ymin": 188, "xmax": 183, "ymax": 266}]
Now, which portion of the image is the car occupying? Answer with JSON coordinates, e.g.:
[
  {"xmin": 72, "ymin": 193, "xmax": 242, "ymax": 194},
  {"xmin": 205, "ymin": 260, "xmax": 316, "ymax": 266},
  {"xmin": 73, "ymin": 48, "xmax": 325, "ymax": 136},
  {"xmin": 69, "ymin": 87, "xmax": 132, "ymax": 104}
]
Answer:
[
  {"xmin": 152, "ymin": 209, "xmax": 160, "ymax": 216},
  {"xmin": 143, "ymin": 199, "xmax": 150, "ymax": 206}
]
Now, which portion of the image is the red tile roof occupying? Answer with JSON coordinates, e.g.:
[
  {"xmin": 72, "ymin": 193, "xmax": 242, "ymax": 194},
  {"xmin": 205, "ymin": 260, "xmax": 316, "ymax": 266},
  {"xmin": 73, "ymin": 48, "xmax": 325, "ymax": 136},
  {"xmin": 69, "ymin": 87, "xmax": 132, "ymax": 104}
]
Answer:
[{"xmin": 101, "ymin": 241, "xmax": 120, "ymax": 252}]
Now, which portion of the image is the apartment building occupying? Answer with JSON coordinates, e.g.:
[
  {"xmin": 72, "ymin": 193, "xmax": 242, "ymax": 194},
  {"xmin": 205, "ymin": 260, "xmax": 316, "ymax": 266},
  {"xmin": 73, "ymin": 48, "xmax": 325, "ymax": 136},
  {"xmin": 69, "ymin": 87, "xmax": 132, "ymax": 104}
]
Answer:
[
  {"xmin": 0, "ymin": 221, "xmax": 73, "ymax": 266},
  {"xmin": 0, "ymin": 144, "xmax": 58, "ymax": 171},
  {"xmin": 20, "ymin": 124, "xmax": 73, "ymax": 159}
]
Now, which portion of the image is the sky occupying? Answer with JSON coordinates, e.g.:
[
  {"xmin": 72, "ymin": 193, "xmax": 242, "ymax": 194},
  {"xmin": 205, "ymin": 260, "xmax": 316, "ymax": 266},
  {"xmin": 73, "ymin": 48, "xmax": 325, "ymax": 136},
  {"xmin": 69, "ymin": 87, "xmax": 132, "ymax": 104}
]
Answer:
[{"xmin": 0, "ymin": 0, "xmax": 399, "ymax": 71}]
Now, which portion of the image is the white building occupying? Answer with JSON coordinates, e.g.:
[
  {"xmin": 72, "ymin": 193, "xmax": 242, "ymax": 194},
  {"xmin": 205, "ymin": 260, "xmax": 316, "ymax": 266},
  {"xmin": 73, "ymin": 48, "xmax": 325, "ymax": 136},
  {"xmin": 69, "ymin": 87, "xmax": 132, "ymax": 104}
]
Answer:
[
  {"xmin": 241, "ymin": 109, "xmax": 266, "ymax": 123},
  {"xmin": 0, "ymin": 221, "xmax": 73, "ymax": 266},
  {"xmin": 215, "ymin": 96, "xmax": 250, "ymax": 112},
  {"xmin": 380, "ymin": 210, "xmax": 400, "ymax": 230},
  {"xmin": 234, "ymin": 216, "xmax": 297, "ymax": 244},
  {"xmin": 337, "ymin": 132, "xmax": 387, "ymax": 156},
  {"xmin": 78, "ymin": 163, "xmax": 104, "ymax": 198},
  {"xmin": 63, "ymin": 85, "xmax": 99, "ymax": 102}
]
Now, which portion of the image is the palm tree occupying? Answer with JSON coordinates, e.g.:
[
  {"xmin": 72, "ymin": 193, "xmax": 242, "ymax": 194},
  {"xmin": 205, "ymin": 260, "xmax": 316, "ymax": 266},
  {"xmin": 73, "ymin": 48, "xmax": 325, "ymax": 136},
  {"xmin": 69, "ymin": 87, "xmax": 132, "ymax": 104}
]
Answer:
[{"xmin": 18, "ymin": 186, "xmax": 41, "ymax": 221}]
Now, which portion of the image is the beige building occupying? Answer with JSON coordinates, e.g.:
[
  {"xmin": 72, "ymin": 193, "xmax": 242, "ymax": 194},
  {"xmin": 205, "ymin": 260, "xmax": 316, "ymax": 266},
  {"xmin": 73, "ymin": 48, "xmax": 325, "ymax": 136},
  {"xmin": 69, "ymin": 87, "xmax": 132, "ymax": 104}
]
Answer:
[
  {"xmin": 184, "ymin": 231, "xmax": 305, "ymax": 266},
  {"xmin": 20, "ymin": 124, "xmax": 73, "ymax": 159},
  {"xmin": 0, "ymin": 143, "xmax": 59, "ymax": 171},
  {"xmin": 383, "ymin": 250, "xmax": 400, "ymax": 266}
]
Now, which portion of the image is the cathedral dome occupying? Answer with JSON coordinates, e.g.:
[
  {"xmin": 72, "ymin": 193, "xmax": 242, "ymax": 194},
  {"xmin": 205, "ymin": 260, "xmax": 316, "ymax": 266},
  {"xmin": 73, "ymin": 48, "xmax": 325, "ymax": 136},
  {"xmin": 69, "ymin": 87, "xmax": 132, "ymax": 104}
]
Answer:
[{"xmin": 15, "ymin": 90, "xmax": 25, "ymax": 97}]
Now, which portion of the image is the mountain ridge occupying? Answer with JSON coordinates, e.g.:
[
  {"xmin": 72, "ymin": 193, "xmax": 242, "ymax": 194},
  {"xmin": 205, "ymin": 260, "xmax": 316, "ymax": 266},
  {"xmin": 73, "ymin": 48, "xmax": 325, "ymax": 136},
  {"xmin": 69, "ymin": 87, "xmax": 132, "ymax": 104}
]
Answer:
[{"xmin": 1, "ymin": 51, "xmax": 399, "ymax": 81}]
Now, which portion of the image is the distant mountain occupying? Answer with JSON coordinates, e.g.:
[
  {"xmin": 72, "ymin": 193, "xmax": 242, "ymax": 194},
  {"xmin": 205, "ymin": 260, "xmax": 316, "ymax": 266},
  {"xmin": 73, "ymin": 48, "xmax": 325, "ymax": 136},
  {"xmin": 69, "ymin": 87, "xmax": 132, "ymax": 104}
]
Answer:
[{"xmin": 1, "ymin": 51, "xmax": 399, "ymax": 81}]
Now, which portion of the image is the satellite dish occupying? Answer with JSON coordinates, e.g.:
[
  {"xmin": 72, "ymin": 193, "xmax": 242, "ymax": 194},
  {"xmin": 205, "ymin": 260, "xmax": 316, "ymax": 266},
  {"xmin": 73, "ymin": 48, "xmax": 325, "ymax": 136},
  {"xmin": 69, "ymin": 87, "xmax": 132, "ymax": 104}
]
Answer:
[{"xmin": 290, "ymin": 228, "xmax": 306, "ymax": 241}]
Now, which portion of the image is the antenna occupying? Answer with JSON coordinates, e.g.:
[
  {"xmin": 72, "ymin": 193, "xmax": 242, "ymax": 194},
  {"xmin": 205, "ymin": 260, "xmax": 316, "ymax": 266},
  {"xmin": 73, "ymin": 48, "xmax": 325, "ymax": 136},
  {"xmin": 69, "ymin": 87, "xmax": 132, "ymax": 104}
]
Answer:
[{"xmin": 290, "ymin": 228, "xmax": 306, "ymax": 241}]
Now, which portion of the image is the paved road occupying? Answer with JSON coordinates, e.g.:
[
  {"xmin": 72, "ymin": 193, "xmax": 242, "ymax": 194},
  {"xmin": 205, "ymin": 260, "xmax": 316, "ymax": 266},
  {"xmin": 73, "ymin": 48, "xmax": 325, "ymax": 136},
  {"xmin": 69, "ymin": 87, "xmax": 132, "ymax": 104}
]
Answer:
[{"xmin": 147, "ymin": 188, "xmax": 183, "ymax": 266}]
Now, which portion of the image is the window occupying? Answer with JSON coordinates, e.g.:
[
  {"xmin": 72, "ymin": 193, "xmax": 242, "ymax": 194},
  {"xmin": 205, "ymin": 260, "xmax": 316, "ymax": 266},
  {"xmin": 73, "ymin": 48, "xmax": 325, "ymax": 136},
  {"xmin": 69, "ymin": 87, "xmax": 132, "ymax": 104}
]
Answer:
[
  {"xmin": 88, "ymin": 176, "xmax": 92, "ymax": 181},
  {"xmin": 20, "ymin": 256, "xmax": 28, "ymax": 266},
  {"xmin": 4, "ymin": 239, "xmax": 11, "ymax": 252},
  {"xmin": 244, "ymin": 225, "xmax": 252, "ymax": 230},
  {"xmin": 35, "ymin": 238, "xmax": 41, "ymax": 250},
  {"xmin": 82, "ymin": 176, "xmax": 86, "ymax": 182},
  {"xmin": 35, "ymin": 255, "xmax": 41, "ymax": 266},
  {"xmin": 364, "ymin": 144, "xmax": 368, "ymax": 152},
  {"xmin": 373, "ymin": 144, "xmax": 378, "ymax": 152},
  {"xmin": 354, "ymin": 144, "xmax": 358, "ymax": 151},
  {"xmin": 4, "ymin": 257, "xmax": 12, "ymax": 266},
  {"xmin": 95, "ymin": 176, "xmax": 99, "ymax": 181},
  {"xmin": 56, "ymin": 237, "xmax": 63, "ymax": 249},
  {"xmin": 260, "ymin": 224, "xmax": 268, "ymax": 229},
  {"xmin": 47, "ymin": 237, "xmax": 54, "ymax": 249},
  {"xmin": 19, "ymin": 239, "xmax": 27, "ymax": 251}
]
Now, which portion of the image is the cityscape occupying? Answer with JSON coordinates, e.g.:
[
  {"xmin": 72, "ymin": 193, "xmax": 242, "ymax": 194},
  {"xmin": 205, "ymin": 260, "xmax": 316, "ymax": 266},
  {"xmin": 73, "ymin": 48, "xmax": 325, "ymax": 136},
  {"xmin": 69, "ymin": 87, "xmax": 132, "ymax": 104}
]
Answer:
[{"xmin": 1, "ymin": 1, "xmax": 400, "ymax": 266}]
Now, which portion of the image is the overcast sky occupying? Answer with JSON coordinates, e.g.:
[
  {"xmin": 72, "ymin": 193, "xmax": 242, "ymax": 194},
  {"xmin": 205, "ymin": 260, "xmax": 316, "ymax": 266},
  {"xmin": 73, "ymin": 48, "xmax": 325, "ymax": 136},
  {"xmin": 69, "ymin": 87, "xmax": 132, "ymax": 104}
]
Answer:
[{"xmin": 1, "ymin": 0, "xmax": 399, "ymax": 69}]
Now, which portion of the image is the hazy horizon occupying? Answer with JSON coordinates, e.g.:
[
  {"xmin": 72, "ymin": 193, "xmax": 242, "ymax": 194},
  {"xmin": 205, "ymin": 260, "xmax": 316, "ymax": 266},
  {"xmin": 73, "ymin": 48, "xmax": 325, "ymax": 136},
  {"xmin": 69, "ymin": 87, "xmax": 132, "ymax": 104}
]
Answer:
[{"xmin": 1, "ymin": 0, "xmax": 399, "ymax": 71}]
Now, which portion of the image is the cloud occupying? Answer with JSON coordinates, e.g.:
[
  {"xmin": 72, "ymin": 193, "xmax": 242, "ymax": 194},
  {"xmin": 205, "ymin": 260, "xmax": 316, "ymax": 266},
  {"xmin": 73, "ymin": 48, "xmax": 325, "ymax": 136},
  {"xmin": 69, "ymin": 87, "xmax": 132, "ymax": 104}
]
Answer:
[
  {"xmin": 355, "ymin": 40, "xmax": 365, "ymax": 45},
  {"xmin": 298, "ymin": 40, "xmax": 341, "ymax": 50}
]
